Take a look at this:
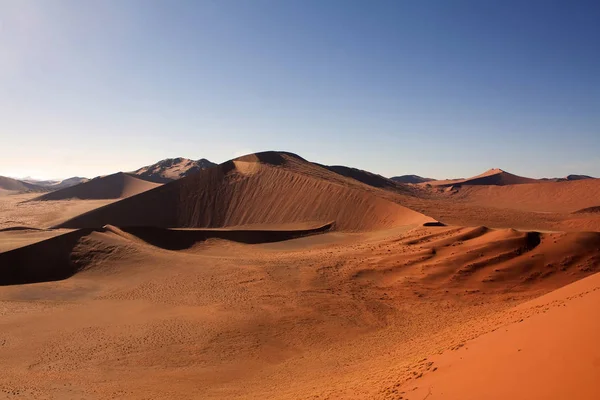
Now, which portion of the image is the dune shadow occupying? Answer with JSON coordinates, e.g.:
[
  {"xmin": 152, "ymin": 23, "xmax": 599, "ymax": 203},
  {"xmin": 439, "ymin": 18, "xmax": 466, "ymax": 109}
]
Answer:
[
  {"xmin": 114, "ymin": 223, "xmax": 334, "ymax": 250},
  {"xmin": 0, "ymin": 229, "xmax": 95, "ymax": 285}
]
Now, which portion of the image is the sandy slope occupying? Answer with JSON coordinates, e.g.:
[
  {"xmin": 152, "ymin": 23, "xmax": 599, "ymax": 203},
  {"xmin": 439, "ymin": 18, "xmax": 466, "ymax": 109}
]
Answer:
[
  {"xmin": 406, "ymin": 271, "xmax": 600, "ymax": 400},
  {"xmin": 34, "ymin": 172, "xmax": 161, "ymax": 201}
]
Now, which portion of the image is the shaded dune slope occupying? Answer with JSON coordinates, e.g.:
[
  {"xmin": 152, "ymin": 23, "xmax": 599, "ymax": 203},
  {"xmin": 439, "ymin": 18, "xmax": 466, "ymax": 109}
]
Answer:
[
  {"xmin": 0, "ymin": 229, "xmax": 95, "ymax": 285},
  {"xmin": 103, "ymin": 223, "xmax": 332, "ymax": 250},
  {"xmin": 574, "ymin": 206, "xmax": 600, "ymax": 214},
  {"xmin": 0, "ymin": 222, "xmax": 333, "ymax": 285},
  {"xmin": 34, "ymin": 172, "xmax": 161, "ymax": 201},
  {"xmin": 56, "ymin": 152, "xmax": 434, "ymax": 231},
  {"xmin": 318, "ymin": 164, "xmax": 408, "ymax": 192}
]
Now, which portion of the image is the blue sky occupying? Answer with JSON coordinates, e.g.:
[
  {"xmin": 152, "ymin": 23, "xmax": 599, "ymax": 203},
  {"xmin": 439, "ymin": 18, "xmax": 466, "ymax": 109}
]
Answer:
[{"xmin": 1, "ymin": 0, "xmax": 599, "ymax": 180}]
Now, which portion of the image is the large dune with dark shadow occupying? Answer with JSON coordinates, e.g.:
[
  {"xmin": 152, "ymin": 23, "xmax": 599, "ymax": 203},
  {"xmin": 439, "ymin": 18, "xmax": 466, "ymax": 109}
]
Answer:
[
  {"xmin": 34, "ymin": 172, "xmax": 161, "ymax": 201},
  {"xmin": 56, "ymin": 152, "xmax": 435, "ymax": 231}
]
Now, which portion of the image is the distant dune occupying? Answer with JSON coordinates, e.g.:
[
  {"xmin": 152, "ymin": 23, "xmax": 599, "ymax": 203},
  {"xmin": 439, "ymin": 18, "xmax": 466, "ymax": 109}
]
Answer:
[
  {"xmin": 0, "ymin": 176, "xmax": 45, "ymax": 193},
  {"xmin": 541, "ymin": 174, "xmax": 595, "ymax": 182},
  {"xmin": 427, "ymin": 168, "xmax": 539, "ymax": 187},
  {"xmin": 56, "ymin": 151, "xmax": 434, "ymax": 230},
  {"xmin": 34, "ymin": 172, "xmax": 160, "ymax": 201},
  {"xmin": 565, "ymin": 174, "xmax": 595, "ymax": 180},
  {"xmin": 131, "ymin": 157, "xmax": 216, "ymax": 183},
  {"xmin": 450, "ymin": 178, "xmax": 600, "ymax": 214},
  {"xmin": 22, "ymin": 176, "xmax": 88, "ymax": 189},
  {"xmin": 391, "ymin": 174, "xmax": 434, "ymax": 184}
]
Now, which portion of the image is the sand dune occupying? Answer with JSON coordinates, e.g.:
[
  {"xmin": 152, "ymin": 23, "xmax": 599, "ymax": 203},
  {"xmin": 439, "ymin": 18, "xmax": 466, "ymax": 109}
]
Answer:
[
  {"xmin": 0, "ymin": 176, "xmax": 45, "ymax": 193},
  {"xmin": 391, "ymin": 174, "xmax": 434, "ymax": 184},
  {"xmin": 34, "ymin": 172, "xmax": 161, "ymax": 201},
  {"xmin": 56, "ymin": 152, "xmax": 435, "ymax": 231},
  {"xmin": 23, "ymin": 176, "xmax": 89, "ymax": 189},
  {"xmin": 427, "ymin": 168, "xmax": 539, "ymax": 187}
]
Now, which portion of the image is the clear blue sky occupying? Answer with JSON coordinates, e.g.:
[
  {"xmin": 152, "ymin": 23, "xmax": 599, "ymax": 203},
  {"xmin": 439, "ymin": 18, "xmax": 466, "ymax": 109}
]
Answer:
[{"xmin": 1, "ymin": 0, "xmax": 599, "ymax": 180}]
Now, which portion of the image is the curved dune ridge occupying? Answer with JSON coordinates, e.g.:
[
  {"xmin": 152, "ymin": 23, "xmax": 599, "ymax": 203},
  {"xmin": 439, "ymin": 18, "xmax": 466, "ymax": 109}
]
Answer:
[
  {"xmin": 427, "ymin": 168, "xmax": 539, "ymax": 187},
  {"xmin": 34, "ymin": 172, "xmax": 161, "ymax": 201},
  {"xmin": 0, "ymin": 222, "xmax": 333, "ymax": 285},
  {"xmin": 55, "ymin": 152, "xmax": 436, "ymax": 231}
]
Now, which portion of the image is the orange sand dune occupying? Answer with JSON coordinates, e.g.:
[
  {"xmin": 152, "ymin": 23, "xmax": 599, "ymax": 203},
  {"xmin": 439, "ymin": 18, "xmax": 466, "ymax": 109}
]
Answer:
[
  {"xmin": 34, "ymin": 172, "xmax": 161, "ymax": 201},
  {"xmin": 56, "ymin": 152, "xmax": 435, "ymax": 231}
]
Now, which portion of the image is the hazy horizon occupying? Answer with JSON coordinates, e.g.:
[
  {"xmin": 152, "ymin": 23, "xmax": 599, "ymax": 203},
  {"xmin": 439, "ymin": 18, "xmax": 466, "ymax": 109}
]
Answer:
[{"xmin": 2, "ymin": 0, "xmax": 599, "ymax": 180}]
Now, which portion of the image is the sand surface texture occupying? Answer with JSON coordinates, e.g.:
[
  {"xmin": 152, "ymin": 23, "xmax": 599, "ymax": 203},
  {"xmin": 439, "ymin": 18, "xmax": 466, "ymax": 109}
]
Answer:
[{"xmin": 1, "ymin": 151, "xmax": 599, "ymax": 399}]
